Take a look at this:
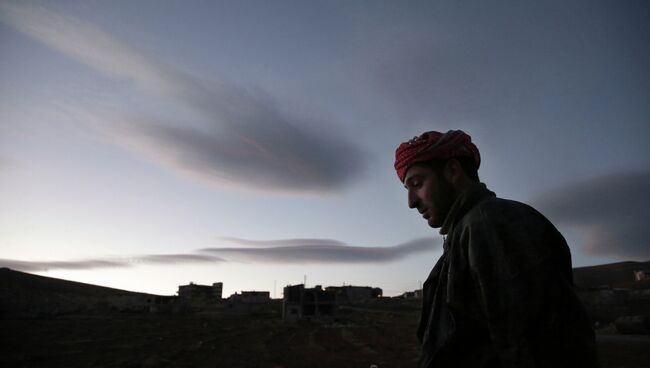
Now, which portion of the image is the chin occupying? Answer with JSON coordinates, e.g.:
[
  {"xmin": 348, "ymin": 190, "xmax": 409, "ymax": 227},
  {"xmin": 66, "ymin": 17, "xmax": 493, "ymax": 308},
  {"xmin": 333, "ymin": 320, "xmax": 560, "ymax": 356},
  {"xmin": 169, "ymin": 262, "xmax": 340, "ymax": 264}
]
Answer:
[{"xmin": 427, "ymin": 218, "xmax": 442, "ymax": 229}]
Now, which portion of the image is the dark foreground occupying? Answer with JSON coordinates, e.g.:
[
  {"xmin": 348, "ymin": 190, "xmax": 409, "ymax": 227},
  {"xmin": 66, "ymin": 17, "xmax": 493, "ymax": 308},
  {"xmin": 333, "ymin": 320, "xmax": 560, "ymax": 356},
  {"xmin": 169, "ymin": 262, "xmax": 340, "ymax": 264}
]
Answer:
[{"xmin": 1, "ymin": 300, "xmax": 648, "ymax": 368}]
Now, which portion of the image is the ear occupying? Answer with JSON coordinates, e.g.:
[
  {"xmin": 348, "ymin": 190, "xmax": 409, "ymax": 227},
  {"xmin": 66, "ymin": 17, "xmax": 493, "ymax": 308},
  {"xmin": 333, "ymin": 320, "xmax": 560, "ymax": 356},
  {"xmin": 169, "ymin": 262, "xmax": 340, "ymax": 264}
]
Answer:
[{"xmin": 443, "ymin": 159, "xmax": 463, "ymax": 184}]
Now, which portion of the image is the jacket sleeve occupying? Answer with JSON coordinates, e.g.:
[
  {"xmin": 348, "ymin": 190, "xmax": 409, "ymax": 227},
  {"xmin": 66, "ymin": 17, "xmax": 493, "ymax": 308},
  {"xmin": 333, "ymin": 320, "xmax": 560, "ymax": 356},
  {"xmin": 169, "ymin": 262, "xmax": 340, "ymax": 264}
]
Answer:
[{"xmin": 465, "ymin": 204, "xmax": 571, "ymax": 368}]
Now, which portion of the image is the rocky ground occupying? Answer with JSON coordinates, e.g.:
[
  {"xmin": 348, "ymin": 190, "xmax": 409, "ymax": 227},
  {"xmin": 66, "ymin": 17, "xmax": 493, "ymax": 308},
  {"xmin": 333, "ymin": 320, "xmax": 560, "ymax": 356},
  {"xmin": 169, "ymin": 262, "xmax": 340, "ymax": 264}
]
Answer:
[{"xmin": 1, "ymin": 299, "xmax": 648, "ymax": 368}]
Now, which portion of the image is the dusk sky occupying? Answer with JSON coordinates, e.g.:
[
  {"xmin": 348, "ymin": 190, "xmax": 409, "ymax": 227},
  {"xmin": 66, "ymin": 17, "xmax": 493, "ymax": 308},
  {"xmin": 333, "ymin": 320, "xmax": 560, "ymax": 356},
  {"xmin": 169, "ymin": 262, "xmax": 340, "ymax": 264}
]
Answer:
[{"xmin": 1, "ymin": 0, "xmax": 648, "ymax": 297}]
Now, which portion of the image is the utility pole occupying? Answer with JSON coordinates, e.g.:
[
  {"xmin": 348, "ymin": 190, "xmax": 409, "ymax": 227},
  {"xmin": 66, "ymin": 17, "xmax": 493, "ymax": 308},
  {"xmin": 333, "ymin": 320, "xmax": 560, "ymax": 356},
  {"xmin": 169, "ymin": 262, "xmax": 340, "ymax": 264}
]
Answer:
[{"xmin": 303, "ymin": 274, "xmax": 307, "ymax": 287}]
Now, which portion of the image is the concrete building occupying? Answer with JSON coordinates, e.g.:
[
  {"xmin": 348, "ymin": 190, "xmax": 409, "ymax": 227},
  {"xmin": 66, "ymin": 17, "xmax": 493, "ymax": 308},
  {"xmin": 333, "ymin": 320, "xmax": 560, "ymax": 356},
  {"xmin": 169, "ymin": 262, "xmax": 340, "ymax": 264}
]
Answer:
[
  {"xmin": 325, "ymin": 285, "xmax": 382, "ymax": 303},
  {"xmin": 229, "ymin": 291, "xmax": 270, "ymax": 304},
  {"xmin": 283, "ymin": 284, "xmax": 337, "ymax": 321},
  {"xmin": 400, "ymin": 289, "xmax": 423, "ymax": 299},
  {"xmin": 225, "ymin": 290, "xmax": 271, "ymax": 314},
  {"xmin": 212, "ymin": 282, "xmax": 223, "ymax": 299},
  {"xmin": 177, "ymin": 282, "xmax": 223, "ymax": 301},
  {"xmin": 634, "ymin": 270, "xmax": 650, "ymax": 281}
]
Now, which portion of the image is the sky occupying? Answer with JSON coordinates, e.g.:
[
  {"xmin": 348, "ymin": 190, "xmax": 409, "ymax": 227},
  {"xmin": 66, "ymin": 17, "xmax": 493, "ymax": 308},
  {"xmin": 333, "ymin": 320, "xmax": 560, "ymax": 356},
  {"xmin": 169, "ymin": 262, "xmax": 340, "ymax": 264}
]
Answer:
[{"xmin": 0, "ymin": 0, "xmax": 648, "ymax": 297}]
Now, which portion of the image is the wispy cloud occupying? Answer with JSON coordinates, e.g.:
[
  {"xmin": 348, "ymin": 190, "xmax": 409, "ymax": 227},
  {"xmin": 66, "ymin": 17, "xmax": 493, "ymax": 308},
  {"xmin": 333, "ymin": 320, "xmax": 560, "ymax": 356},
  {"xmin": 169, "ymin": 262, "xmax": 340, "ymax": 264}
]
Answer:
[
  {"xmin": 201, "ymin": 237, "xmax": 438, "ymax": 264},
  {"xmin": 0, "ymin": 1, "xmax": 367, "ymax": 194},
  {"xmin": 103, "ymin": 115, "xmax": 365, "ymax": 194},
  {"xmin": 533, "ymin": 170, "xmax": 650, "ymax": 260},
  {"xmin": 0, "ymin": 237, "xmax": 437, "ymax": 272},
  {"xmin": 0, "ymin": 254, "xmax": 223, "ymax": 273},
  {"xmin": 218, "ymin": 237, "xmax": 348, "ymax": 248},
  {"xmin": 0, "ymin": 259, "xmax": 126, "ymax": 273},
  {"xmin": 133, "ymin": 254, "xmax": 223, "ymax": 265},
  {"xmin": 354, "ymin": 1, "xmax": 650, "ymax": 132},
  {"xmin": 0, "ymin": 1, "xmax": 176, "ymax": 94}
]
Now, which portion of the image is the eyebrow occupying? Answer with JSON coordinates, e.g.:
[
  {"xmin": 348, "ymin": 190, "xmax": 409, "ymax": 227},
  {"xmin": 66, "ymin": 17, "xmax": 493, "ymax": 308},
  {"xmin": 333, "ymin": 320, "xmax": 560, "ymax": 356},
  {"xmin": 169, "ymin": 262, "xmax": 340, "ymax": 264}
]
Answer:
[{"xmin": 404, "ymin": 174, "xmax": 423, "ymax": 188}]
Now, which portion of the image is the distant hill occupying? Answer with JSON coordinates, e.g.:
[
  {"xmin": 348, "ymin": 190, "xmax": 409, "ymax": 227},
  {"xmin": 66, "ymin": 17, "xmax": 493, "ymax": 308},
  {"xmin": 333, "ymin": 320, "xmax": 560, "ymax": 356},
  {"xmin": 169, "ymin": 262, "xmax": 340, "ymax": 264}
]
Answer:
[
  {"xmin": 0, "ymin": 267, "xmax": 148, "ymax": 297},
  {"xmin": 0, "ymin": 268, "xmax": 160, "ymax": 317},
  {"xmin": 2, "ymin": 260, "xmax": 649, "ymax": 317},
  {"xmin": 573, "ymin": 261, "xmax": 650, "ymax": 289}
]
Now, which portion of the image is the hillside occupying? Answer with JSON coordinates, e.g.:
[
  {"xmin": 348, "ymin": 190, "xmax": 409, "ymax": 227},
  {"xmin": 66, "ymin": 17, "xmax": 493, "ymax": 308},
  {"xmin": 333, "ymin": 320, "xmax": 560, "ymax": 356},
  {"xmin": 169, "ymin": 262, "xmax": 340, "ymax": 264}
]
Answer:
[
  {"xmin": 573, "ymin": 261, "xmax": 650, "ymax": 289},
  {"xmin": 0, "ymin": 267, "xmax": 149, "ymax": 297},
  {"xmin": 1, "ymin": 264, "xmax": 649, "ymax": 367},
  {"xmin": 0, "ymin": 268, "xmax": 159, "ymax": 316},
  {"xmin": 2, "ymin": 259, "xmax": 649, "ymax": 300}
]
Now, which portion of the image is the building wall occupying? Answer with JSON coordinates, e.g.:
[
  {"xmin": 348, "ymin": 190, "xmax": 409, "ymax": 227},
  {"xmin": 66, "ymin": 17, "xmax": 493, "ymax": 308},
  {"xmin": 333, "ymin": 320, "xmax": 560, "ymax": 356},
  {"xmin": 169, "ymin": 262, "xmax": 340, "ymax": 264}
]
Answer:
[
  {"xmin": 282, "ymin": 284, "xmax": 336, "ymax": 321},
  {"xmin": 212, "ymin": 282, "xmax": 223, "ymax": 300},
  {"xmin": 230, "ymin": 291, "xmax": 270, "ymax": 304},
  {"xmin": 326, "ymin": 286, "xmax": 383, "ymax": 302},
  {"xmin": 634, "ymin": 270, "xmax": 650, "ymax": 281},
  {"xmin": 178, "ymin": 283, "xmax": 221, "ymax": 301}
]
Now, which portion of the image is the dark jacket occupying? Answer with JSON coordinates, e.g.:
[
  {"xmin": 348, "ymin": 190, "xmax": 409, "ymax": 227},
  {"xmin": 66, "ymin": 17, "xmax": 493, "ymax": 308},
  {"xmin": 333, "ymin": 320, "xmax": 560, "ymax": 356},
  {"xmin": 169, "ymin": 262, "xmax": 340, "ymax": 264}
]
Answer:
[{"xmin": 417, "ymin": 183, "xmax": 598, "ymax": 368}]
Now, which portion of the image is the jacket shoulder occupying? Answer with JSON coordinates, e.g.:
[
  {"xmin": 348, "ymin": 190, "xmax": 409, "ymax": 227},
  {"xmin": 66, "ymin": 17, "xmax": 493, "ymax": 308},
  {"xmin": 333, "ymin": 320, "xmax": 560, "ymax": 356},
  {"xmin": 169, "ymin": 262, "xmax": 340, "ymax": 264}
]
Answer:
[
  {"xmin": 457, "ymin": 196, "xmax": 572, "ymax": 278},
  {"xmin": 464, "ymin": 196, "xmax": 552, "ymax": 229}
]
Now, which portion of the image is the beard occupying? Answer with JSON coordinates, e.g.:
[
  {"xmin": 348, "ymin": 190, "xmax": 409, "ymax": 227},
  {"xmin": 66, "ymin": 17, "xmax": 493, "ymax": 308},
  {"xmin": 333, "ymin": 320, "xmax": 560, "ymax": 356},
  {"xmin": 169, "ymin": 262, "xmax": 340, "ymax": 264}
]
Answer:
[{"xmin": 428, "ymin": 174, "xmax": 458, "ymax": 228}]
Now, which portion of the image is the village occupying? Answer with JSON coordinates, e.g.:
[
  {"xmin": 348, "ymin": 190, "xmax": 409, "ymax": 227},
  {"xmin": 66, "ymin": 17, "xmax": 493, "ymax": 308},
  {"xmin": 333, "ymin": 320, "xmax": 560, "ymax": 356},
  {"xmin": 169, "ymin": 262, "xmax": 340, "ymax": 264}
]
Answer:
[
  {"xmin": 1, "ymin": 263, "xmax": 649, "ymax": 367},
  {"xmin": 94, "ymin": 266, "xmax": 650, "ymax": 334},
  {"xmin": 2, "ymin": 264, "xmax": 649, "ymax": 332},
  {"xmin": 130, "ymin": 280, "xmax": 390, "ymax": 320}
]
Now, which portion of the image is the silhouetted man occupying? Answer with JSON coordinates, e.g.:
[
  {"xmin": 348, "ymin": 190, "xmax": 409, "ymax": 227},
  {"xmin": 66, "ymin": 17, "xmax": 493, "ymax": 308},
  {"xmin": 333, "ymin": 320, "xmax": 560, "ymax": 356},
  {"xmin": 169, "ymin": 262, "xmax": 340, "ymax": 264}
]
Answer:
[{"xmin": 394, "ymin": 130, "xmax": 598, "ymax": 368}]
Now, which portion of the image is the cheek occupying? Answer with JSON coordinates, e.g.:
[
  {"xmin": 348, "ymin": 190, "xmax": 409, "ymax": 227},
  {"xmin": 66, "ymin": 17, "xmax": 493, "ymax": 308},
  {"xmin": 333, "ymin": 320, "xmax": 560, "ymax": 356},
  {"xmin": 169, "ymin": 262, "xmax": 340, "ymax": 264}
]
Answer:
[
  {"xmin": 432, "ymin": 185, "xmax": 454, "ymax": 214},
  {"xmin": 428, "ymin": 191, "xmax": 448, "ymax": 217},
  {"xmin": 424, "ymin": 188, "xmax": 440, "ymax": 207}
]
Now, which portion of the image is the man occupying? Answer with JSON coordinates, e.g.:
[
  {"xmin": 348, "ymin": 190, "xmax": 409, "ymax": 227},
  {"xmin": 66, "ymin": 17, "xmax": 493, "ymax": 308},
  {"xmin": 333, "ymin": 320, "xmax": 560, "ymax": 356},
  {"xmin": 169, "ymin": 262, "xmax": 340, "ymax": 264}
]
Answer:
[{"xmin": 394, "ymin": 130, "xmax": 598, "ymax": 368}]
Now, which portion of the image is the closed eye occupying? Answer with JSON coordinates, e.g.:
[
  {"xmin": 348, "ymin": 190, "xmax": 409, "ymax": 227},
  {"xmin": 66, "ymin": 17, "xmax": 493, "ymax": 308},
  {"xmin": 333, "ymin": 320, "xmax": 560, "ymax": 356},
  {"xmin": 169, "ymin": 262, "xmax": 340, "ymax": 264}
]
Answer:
[{"xmin": 405, "ymin": 178, "xmax": 422, "ymax": 190}]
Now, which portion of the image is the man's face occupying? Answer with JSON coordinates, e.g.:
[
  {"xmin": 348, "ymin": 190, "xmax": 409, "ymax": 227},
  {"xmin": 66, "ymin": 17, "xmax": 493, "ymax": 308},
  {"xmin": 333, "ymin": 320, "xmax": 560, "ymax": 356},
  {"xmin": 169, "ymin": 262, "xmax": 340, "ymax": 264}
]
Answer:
[{"xmin": 403, "ymin": 163, "xmax": 456, "ymax": 228}]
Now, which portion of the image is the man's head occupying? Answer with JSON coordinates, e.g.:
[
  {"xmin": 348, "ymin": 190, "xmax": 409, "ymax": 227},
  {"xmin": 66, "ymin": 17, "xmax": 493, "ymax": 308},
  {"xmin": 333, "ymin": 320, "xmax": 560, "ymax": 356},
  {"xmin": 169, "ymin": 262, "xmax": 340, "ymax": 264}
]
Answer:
[{"xmin": 395, "ymin": 130, "xmax": 481, "ymax": 228}]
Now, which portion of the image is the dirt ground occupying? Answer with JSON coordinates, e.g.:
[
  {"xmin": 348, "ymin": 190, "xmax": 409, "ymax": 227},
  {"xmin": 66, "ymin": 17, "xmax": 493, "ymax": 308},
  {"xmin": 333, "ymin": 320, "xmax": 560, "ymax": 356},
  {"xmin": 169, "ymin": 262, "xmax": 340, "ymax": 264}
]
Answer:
[{"xmin": 1, "ymin": 301, "xmax": 648, "ymax": 368}]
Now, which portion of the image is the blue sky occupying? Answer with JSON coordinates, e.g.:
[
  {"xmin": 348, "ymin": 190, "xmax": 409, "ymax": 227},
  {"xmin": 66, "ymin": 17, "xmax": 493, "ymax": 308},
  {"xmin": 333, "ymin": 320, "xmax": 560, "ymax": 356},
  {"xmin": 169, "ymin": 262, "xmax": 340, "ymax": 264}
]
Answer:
[{"xmin": 0, "ymin": 0, "xmax": 648, "ymax": 297}]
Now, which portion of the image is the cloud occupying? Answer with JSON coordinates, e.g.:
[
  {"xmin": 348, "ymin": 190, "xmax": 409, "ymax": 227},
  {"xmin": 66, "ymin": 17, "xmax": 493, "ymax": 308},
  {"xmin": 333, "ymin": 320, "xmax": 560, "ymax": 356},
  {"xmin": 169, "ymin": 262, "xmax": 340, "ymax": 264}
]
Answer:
[
  {"xmin": 201, "ymin": 237, "xmax": 438, "ymax": 263},
  {"xmin": 0, "ymin": 1, "xmax": 176, "ymax": 94},
  {"xmin": 0, "ymin": 237, "xmax": 438, "ymax": 272},
  {"xmin": 532, "ymin": 170, "xmax": 650, "ymax": 260},
  {"xmin": 0, "ymin": 254, "xmax": 222, "ymax": 273},
  {"xmin": 218, "ymin": 237, "xmax": 348, "ymax": 248},
  {"xmin": 104, "ymin": 115, "xmax": 365, "ymax": 194},
  {"xmin": 0, "ymin": 1, "xmax": 367, "ymax": 194},
  {"xmin": 0, "ymin": 259, "xmax": 127, "ymax": 273},
  {"xmin": 132, "ymin": 254, "xmax": 223, "ymax": 265},
  {"xmin": 354, "ymin": 1, "xmax": 650, "ymax": 130}
]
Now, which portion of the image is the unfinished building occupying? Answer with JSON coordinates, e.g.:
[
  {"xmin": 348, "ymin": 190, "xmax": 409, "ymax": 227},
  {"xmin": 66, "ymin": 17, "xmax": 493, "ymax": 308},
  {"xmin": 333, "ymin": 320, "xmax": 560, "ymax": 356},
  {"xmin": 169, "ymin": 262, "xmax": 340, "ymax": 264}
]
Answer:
[
  {"xmin": 326, "ymin": 285, "xmax": 383, "ymax": 302},
  {"xmin": 177, "ymin": 282, "xmax": 223, "ymax": 301},
  {"xmin": 283, "ymin": 284, "xmax": 336, "ymax": 321},
  {"xmin": 229, "ymin": 291, "xmax": 270, "ymax": 304},
  {"xmin": 225, "ymin": 291, "xmax": 271, "ymax": 314},
  {"xmin": 400, "ymin": 289, "xmax": 423, "ymax": 299}
]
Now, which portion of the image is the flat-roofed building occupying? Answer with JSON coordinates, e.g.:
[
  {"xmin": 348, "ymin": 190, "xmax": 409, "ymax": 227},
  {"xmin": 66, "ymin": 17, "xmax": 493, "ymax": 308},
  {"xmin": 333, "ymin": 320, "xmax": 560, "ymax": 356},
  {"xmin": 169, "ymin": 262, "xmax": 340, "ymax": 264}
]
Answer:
[
  {"xmin": 229, "ymin": 291, "xmax": 270, "ymax": 304},
  {"xmin": 178, "ymin": 282, "xmax": 223, "ymax": 300},
  {"xmin": 326, "ymin": 285, "xmax": 383, "ymax": 302},
  {"xmin": 283, "ymin": 284, "xmax": 336, "ymax": 321}
]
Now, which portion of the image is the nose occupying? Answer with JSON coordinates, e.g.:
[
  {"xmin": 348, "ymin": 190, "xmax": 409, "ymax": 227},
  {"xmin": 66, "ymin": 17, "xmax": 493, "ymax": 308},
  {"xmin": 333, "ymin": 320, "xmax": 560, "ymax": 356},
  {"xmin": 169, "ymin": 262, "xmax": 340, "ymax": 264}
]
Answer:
[{"xmin": 407, "ymin": 189, "xmax": 419, "ymax": 209}]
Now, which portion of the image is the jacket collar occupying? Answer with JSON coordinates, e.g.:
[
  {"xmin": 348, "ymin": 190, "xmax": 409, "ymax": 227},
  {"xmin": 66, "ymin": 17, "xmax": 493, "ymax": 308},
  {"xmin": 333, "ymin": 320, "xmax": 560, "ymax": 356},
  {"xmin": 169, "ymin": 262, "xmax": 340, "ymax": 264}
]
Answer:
[{"xmin": 440, "ymin": 182, "xmax": 496, "ymax": 236}]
